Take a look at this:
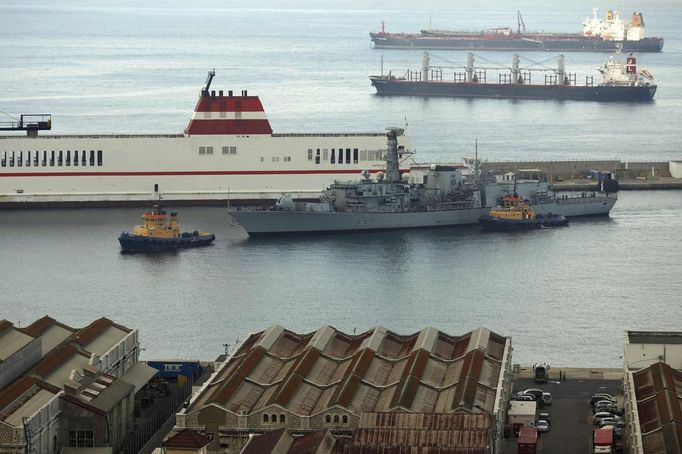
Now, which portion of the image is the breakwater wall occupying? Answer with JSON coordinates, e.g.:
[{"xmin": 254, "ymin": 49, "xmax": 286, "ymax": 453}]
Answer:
[{"xmin": 481, "ymin": 160, "xmax": 673, "ymax": 181}]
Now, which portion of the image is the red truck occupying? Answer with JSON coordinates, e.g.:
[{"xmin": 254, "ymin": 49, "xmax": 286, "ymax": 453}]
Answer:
[
  {"xmin": 517, "ymin": 426, "xmax": 538, "ymax": 454},
  {"xmin": 594, "ymin": 427, "xmax": 614, "ymax": 453}
]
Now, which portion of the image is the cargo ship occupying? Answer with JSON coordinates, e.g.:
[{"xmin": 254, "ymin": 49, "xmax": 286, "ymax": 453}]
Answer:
[
  {"xmin": 370, "ymin": 10, "xmax": 664, "ymax": 52},
  {"xmin": 230, "ymin": 131, "xmax": 616, "ymax": 236},
  {"xmin": 370, "ymin": 49, "xmax": 656, "ymax": 102},
  {"xmin": 0, "ymin": 71, "xmax": 410, "ymax": 207}
]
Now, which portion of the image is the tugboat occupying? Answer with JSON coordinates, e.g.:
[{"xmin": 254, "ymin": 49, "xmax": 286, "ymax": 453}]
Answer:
[
  {"xmin": 119, "ymin": 205, "xmax": 215, "ymax": 252},
  {"xmin": 479, "ymin": 186, "xmax": 568, "ymax": 231}
]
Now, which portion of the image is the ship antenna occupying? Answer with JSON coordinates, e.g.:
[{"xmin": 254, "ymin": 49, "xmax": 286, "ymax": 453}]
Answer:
[{"xmin": 202, "ymin": 69, "xmax": 216, "ymax": 96}]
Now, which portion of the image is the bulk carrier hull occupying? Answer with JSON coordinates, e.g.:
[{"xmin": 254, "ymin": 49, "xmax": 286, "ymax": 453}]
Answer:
[
  {"xmin": 370, "ymin": 78, "xmax": 657, "ymax": 102},
  {"xmin": 232, "ymin": 197, "xmax": 616, "ymax": 236},
  {"xmin": 370, "ymin": 34, "xmax": 664, "ymax": 52}
]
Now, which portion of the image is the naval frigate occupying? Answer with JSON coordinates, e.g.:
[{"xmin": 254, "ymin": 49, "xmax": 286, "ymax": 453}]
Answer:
[{"xmin": 230, "ymin": 128, "xmax": 616, "ymax": 236}]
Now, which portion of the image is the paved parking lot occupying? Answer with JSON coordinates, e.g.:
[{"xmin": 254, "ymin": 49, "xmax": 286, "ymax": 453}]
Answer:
[{"xmin": 502, "ymin": 377, "xmax": 621, "ymax": 453}]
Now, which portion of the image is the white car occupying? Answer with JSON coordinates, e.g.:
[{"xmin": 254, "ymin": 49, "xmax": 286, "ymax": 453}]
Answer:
[{"xmin": 536, "ymin": 420, "xmax": 550, "ymax": 433}]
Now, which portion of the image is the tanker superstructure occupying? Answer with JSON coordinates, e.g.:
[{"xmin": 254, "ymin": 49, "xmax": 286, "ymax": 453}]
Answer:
[
  {"xmin": 370, "ymin": 10, "xmax": 663, "ymax": 52},
  {"xmin": 231, "ymin": 130, "xmax": 617, "ymax": 236},
  {"xmin": 0, "ymin": 71, "xmax": 410, "ymax": 207}
]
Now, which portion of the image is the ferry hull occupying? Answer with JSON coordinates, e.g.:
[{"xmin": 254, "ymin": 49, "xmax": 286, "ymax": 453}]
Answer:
[
  {"xmin": 370, "ymin": 34, "xmax": 664, "ymax": 52},
  {"xmin": 232, "ymin": 197, "xmax": 615, "ymax": 235},
  {"xmin": 370, "ymin": 78, "xmax": 657, "ymax": 102},
  {"xmin": 118, "ymin": 232, "xmax": 215, "ymax": 252}
]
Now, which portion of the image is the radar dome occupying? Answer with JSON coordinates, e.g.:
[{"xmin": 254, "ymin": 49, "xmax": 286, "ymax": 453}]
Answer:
[
  {"xmin": 360, "ymin": 169, "xmax": 371, "ymax": 180},
  {"xmin": 401, "ymin": 173, "xmax": 410, "ymax": 183},
  {"xmin": 275, "ymin": 194, "xmax": 295, "ymax": 210},
  {"xmin": 430, "ymin": 163, "xmax": 437, "ymax": 171},
  {"xmin": 376, "ymin": 172, "xmax": 385, "ymax": 182}
]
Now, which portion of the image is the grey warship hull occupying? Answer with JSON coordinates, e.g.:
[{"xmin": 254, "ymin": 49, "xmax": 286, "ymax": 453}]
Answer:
[{"xmin": 231, "ymin": 197, "xmax": 615, "ymax": 235}]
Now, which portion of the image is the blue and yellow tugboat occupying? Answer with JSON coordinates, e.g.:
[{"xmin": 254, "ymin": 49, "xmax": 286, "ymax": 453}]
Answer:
[
  {"xmin": 479, "ymin": 191, "xmax": 568, "ymax": 231},
  {"xmin": 119, "ymin": 205, "xmax": 215, "ymax": 252}
]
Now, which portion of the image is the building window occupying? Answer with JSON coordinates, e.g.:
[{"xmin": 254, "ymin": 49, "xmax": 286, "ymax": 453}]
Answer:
[
  {"xmin": 308, "ymin": 149, "xmax": 313, "ymax": 161},
  {"xmin": 199, "ymin": 146, "xmax": 206, "ymax": 155},
  {"xmin": 325, "ymin": 415, "xmax": 331, "ymax": 423},
  {"xmin": 68, "ymin": 430, "xmax": 93, "ymax": 448},
  {"xmin": 334, "ymin": 415, "xmax": 339, "ymax": 423},
  {"xmin": 342, "ymin": 415, "xmax": 348, "ymax": 424},
  {"xmin": 97, "ymin": 150, "xmax": 102, "ymax": 166},
  {"xmin": 263, "ymin": 414, "xmax": 269, "ymax": 423},
  {"xmin": 330, "ymin": 149, "xmax": 335, "ymax": 164},
  {"xmin": 271, "ymin": 414, "xmax": 277, "ymax": 423},
  {"xmin": 279, "ymin": 414, "xmax": 285, "ymax": 423}
]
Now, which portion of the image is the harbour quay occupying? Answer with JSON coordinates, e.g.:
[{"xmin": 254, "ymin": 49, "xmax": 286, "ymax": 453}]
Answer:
[{"xmin": 480, "ymin": 159, "xmax": 682, "ymax": 190}]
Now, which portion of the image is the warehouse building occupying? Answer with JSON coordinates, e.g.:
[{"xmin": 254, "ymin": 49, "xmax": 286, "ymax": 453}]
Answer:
[{"xmin": 175, "ymin": 324, "xmax": 512, "ymax": 454}]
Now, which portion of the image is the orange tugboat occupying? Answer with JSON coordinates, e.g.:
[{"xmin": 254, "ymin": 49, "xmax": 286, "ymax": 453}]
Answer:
[
  {"xmin": 119, "ymin": 205, "xmax": 215, "ymax": 252},
  {"xmin": 479, "ymin": 190, "xmax": 568, "ymax": 231}
]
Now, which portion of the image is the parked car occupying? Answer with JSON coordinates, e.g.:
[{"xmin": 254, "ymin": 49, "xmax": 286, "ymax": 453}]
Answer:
[
  {"xmin": 536, "ymin": 420, "xmax": 550, "ymax": 433},
  {"xmin": 591, "ymin": 394, "xmax": 616, "ymax": 406},
  {"xmin": 522, "ymin": 389, "xmax": 544, "ymax": 401},
  {"xmin": 594, "ymin": 400, "xmax": 618, "ymax": 412},
  {"xmin": 542, "ymin": 392, "xmax": 552, "ymax": 406},
  {"xmin": 538, "ymin": 412, "xmax": 551, "ymax": 425},
  {"xmin": 599, "ymin": 418, "xmax": 618, "ymax": 428},
  {"xmin": 593, "ymin": 412, "xmax": 615, "ymax": 425},
  {"xmin": 515, "ymin": 394, "xmax": 536, "ymax": 402}
]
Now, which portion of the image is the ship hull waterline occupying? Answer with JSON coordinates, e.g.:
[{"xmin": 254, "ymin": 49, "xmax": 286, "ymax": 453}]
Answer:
[
  {"xmin": 370, "ymin": 79, "xmax": 657, "ymax": 102},
  {"xmin": 370, "ymin": 35, "xmax": 664, "ymax": 52},
  {"xmin": 231, "ymin": 198, "xmax": 615, "ymax": 236}
]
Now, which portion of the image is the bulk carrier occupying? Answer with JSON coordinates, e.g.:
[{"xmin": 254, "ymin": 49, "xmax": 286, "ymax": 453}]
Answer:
[
  {"xmin": 370, "ymin": 49, "xmax": 656, "ymax": 102},
  {"xmin": 0, "ymin": 71, "xmax": 410, "ymax": 207},
  {"xmin": 370, "ymin": 10, "xmax": 664, "ymax": 52}
]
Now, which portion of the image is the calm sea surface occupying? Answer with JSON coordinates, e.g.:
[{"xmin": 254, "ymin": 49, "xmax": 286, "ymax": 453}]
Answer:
[{"xmin": 1, "ymin": 0, "xmax": 681, "ymax": 366}]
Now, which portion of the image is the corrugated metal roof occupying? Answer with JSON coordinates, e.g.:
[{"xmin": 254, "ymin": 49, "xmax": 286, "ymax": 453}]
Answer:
[
  {"xmin": 632, "ymin": 362, "xmax": 682, "ymax": 454},
  {"xmin": 189, "ymin": 325, "xmax": 509, "ymax": 419},
  {"xmin": 0, "ymin": 327, "xmax": 33, "ymax": 361}
]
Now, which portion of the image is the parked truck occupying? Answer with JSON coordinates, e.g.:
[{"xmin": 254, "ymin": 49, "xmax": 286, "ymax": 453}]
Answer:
[
  {"xmin": 534, "ymin": 363, "xmax": 550, "ymax": 383},
  {"xmin": 518, "ymin": 426, "xmax": 538, "ymax": 454},
  {"xmin": 594, "ymin": 427, "xmax": 614, "ymax": 453}
]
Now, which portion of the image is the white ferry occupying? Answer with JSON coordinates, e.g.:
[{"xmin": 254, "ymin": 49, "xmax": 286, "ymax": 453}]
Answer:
[{"xmin": 0, "ymin": 71, "xmax": 409, "ymax": 207}]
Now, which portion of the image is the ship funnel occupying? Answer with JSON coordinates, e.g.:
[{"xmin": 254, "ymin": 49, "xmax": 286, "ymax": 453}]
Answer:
[{"xmin": 385, "ymin": 127, "xmax": 403, "ymax": 183}]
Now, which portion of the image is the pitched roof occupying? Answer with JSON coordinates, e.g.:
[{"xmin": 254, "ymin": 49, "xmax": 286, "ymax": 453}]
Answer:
[
  {"xmin": 632, "ymin": 362, "xmax": 682, "ymax": 454},
  {"xmin": 164, "ymin": 428, "xmax": 213, "ymax": 449},
  {"xmin": 189, "ymin": 325, "xmax": 509, "ymax": 419}
]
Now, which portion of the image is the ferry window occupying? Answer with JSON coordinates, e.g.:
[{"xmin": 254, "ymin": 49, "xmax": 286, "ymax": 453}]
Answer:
[
  {"xmin": 17, "ymin": 151, "xmax": 23, "ymax": 167},
  {"xmin": 73, "ymin": 150, "xmax": 78, "ymax": 166},
  {"xmin": 42, "ymin": 151, "xmax": 47, "ymax": 166},
  {"xmin": 9, "ymin": 151, "xmax": 15, "ymax": 167},
  {"xmin": 154, "ymin": 184, "xmax": 159, "ymax": 192},
  {"xmin": 330, "ymin": 149, "xmax": 335, "ymax": 164},
  {"xmin": 353, "ymin": 148, "xmax": 359, "ymax": 164},
  {"xmin": 199, "ymin": 146, "xmax": 206, "ymax": 155},
  {"xmin": 33, "ymin": 151, "xmax": 38, "ymax": 167},
  {"xmin": 345, "ymin": 148, "xmax": 351, "ymax": 164},
  {"xmin": 260, "ymin": 156, "xmax": 264, "ymax": 162},
  {"xmin": 49, "ymin": 150, "xmax": 55, "ymax": 167},
  {"xmin": 338, "ymin": 146, "xmax": 344, "ymax": 164},
  {"xmin": 315, "ymin": 149, "xmax": 320, "ymax": 165},
  {"xmin": 89, "ymin": 150, "xmax": 94, "ymax": 166},
  {"xmin": 307, "ymin": 149, "xmax": 313, "ymax": 161},
  {"xmin": 81, "ymin": 151, "xmax": 86, "ymax": 166},
  {"xmin": 206, "ymin": 146, "xmax": 213, "ymax": 155},
  {"xmin": 65, "ymin": 150, "xmax": 71, "ymax": 166},
  {"xmin": 97, "ymin": 150, "xmax": 102, "ymax": 166},
  {"xmin": 360, "ymin": 150, "xmax": 367, "ymax": 161},
  {"xmin": 1, "ymin": 151, "xmax": 5, "ymax": 167},
  {"xmin": 230, "ymin": 146, "xmax": 236, "ymax": 154},
  {"xmin": 26, "ymin": 151, "xmax": 31, "ymax": 167},
  {"xmin": 323, "ymin": 149, "xmax": 329, "ymax": 161},
  {"xmin": 222, "ymin": 146, "xmax": 229, "ymax": 154},
  {"xmin": 58, "ymin": 150, "xmax": 63, "ymax": 166},
  {"xmin": 272, "ymin": 156, "xmax": 279, "ymax": 162}
]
